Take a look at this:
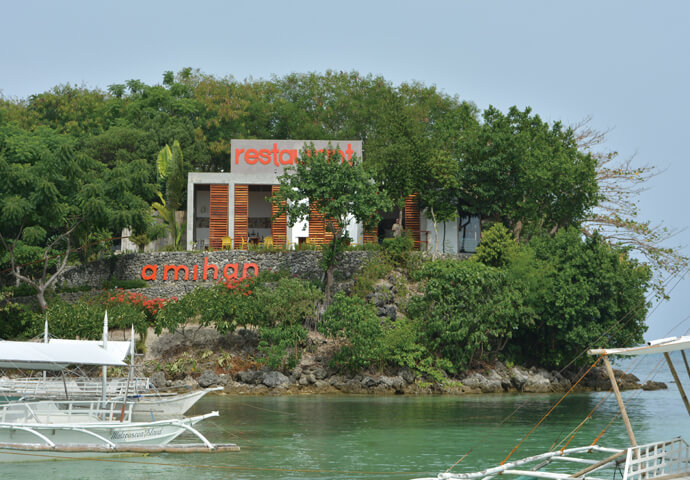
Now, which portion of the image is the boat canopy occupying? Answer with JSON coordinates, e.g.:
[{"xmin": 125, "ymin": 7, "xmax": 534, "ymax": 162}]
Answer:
[
  {"xmin": 48, "ymin": 339, "xmax": 132, "ymax": 362},
  {"xmin": 0, "ymin": 341, "xmax": 127, "ymax": 370},
  {"xmin": 589, "ymin": 335, "xmax": 690, "ymax": 357}
]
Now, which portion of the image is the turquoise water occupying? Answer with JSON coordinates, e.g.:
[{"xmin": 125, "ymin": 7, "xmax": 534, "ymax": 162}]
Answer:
[{"xmin": 2, "ymin": 356, "xmax": 689, "ymax": 479}]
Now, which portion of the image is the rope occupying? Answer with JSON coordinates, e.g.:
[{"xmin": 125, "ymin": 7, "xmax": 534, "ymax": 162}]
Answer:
[
  {"xmin": 445, "ymin": 286, "xmax": 689, "ymax": 473},
  {"xmin": 556, "ymin": 319, "xmax": 690, "ymax": 449},
  {"xmin": 500, "ymin": 356, "xmax": 602, "ymax": 465}
]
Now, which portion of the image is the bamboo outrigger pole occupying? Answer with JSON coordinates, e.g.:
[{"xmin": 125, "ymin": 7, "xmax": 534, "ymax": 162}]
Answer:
[
  {"xmin": 601, "ymin": 354, "xmax": 637, "ymax": 447},
  {"xmin": 663, "ymin": 352, "xmax": 690, "ymax": 416}
]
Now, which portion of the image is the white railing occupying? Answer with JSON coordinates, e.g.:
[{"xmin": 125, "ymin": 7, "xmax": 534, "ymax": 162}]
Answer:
[
  {"xmin": 623, "ymin": 438, "xmax": 690, "ymax": 480},
  {"xmin": 0, "ymin": 400, "xmax": 134, "ymax": 424},
  {"xmin": 0, "ymin": 377, "xmax": 152, "ymax": 397}
]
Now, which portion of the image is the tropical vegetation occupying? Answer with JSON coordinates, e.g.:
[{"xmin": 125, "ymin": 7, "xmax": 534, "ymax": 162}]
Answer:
[{"xmin": 0, "ymin": 68, "xmax": 678, "ymax": 377}]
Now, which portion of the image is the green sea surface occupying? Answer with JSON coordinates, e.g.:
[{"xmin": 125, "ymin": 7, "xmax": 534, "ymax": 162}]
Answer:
[{"xmin": 3, "ymin": 356, "xmax": 689, "ymax": 480}]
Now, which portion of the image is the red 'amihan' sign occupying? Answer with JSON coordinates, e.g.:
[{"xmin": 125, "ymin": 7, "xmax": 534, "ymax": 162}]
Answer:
[{"xmin": 141, "ymin": 257, "xmax": 259, "ymax": 282}]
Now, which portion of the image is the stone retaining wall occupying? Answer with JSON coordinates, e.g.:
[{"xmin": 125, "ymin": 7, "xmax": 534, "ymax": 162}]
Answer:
[{"xmin": 57, "ymin": 250, "xmax": 373, "ymax": 298}]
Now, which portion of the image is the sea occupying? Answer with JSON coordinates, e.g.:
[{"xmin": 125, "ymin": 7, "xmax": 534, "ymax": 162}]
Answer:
[{"xmin": 3, "ymin": 353, "xmax": 689, "ymax": 480}]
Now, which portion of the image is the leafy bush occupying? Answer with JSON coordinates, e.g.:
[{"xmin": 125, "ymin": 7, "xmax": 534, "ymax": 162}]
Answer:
[
  {"xmin": 253, "ymin": 276, "xmax": 322, "ymax": 369},
  {"xmin": 510, "ymin": 229, "xmax": 651, "ymax": 367},
  {"xmin": 381, "ymin": 233, "xmax": 414, "ymax": 267},
  {"xmin": 351, "ymin": 255, "xmax": 393, "ymax": 299},
  {"xmin": 346, "ymin": 241, "xmax": 381, "ymax": 252},
  {"xmin": 164, "ymin": 352, "xmax": 197, "ymax": 379},
  {"xmin": 409, "ymin": 259, "xmax": 531, "ymax": 370},
  {"xmin": 156, "ymin": 278, "xmax": 259, "ymax": 335},
  {"xmin": 321, "ymin": 293, "xmax": 384, "ymax": 373},
  {"xmin": 3, "ymin": 283, "xmax": 38, "ymax": 297},
  {"xmin": 0, "ymin": 292, "xmax": 40, "ymax": 339},
  {"xmin": 254, "ymin": 276, "xmax": 323, "ymax": 329},
  {"xmin": 42, "ymin": 295, "xmax": 150, "ymax": 339},
  {"xmin": 155, "ymin": 272, "xmax": 321, "ymax": 371},
  {"xmin": 258, "ymin": 324, "xmax": 308, "ymax": 370},
  {"xmin": 471, "ymin": 223, "xmax": 518, "ymax": 268}
]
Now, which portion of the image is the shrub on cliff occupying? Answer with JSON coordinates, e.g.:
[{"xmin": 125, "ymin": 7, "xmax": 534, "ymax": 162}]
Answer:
[
  {"xmin": 321, "ymin": 293, "xmax": 385, "ymax": 373},
  {"xmin": 507, "ymin": 229, "xmax": 651, "ymax": 368},
  {"xmin": 155, "ymin": 271, "xmax": 323, "ymax": 371},
  {"xmin": 409, "ymin": 259, "xmax": 531, "ymax": 371}
]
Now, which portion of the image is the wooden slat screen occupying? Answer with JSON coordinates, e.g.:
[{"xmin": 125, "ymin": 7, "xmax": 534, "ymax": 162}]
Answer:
[
  {"xmin": 404, "ymin": 194, "xmax": 421, "ymax": 249},
  {"xmin": 308, "ymin": 204, "xmax": 325, "ymax": 245},
  {"xmin": 271, "ymin": 185, "xmax": 287, "ymax": 248},
  {"xmin": 362, "ymin": 226, "xmax": 378, "ymax": 244},
  {"xmin": 234, "ymin": 184, "xmax": 249, "ymax": 249},
  {"xmin": 209, "ymin": 184, "xmax": 229, "ymax": 251}
]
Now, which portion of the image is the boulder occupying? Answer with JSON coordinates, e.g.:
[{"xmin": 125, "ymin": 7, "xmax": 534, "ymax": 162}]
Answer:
[
  {"xmin": 398, "ymin": 368, "xmax": 415, "ymax": 384},
  {"xmin": 523, "ymin": 369, "xmax": 552, "ymax": 393},
  {"xmin": 510, "ymin": 367, "xmax": 529, "ymax": 391},
  {"xmin": 237, "ymin": 369, "xmax": 262, "ymax": 384},
  {"xmin": 262, "ymin": 371, "xmax": 290, "ymax": 388},
  {"xmin": 642, "ymin": 380, "xmax": 667, "ymax": 391},
  {"xmin": 462, "ymin": 373, "xmax": 502, "ymax": 393},
  {"xmin": 150, "ymin": 371, "xmax": 167, "ymax": 388},
  {"xmin": 197, "ymin": 370, "xmax": 222, "ymax": 388},
  {"xmin": 379, "ymin": 376, "xmax": 405, "ymax": 390}
]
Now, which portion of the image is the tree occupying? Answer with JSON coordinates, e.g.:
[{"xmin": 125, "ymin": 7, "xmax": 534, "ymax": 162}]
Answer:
[
  {"xmin": 418, "ymin": 152, "xmax": 460, "ymax": 254},
  {"xmin": 0, "ymin": 127, "xmax": 155, "ymax": 310},
  {"xmin": 271, "ymin": 143, "xmax": 392, "ymax": 301},
  {"xmin": 459, "ymin": 106, "xmax": 599, "ymax": 241},
  {"xmin": 152, "ymin": 140, "xmax": 187, "ymax": 249},
  {"xmin": 508, "ymin": 228, "xmax": 651, "ymax": 368},
  {"xmin": 574, "ymin": 119, "xmax": 688, "ymax": 298},
  {"xmin": 409, "ymin": 259, "xmax": 531, "ymax": 370},
  {"xmin": 365, "ymin": 90, "xmax": 431, "ymax": 224}
]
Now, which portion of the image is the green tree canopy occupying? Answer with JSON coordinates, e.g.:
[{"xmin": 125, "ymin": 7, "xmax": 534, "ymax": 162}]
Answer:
[
  {"xmin": 0, "ymin": 126, "xmax": 156, "ymax": 309},
  {"xmin": 271, "ymin": 143, "xmax": 392, "ymax": 300},
  {"xmin": 460, "ymin": 106, "xmax": 599, "ymax": 240},
  {"xmin": 501, "ymin": 228, "xmax": 651, "ymax": 368}
]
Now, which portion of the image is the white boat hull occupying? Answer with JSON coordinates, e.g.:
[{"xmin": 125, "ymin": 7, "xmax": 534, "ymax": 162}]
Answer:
[
  {"xmin": 0, "ymin": 400, "xmax": 221, "ymax": 462},
  {"xmin": 0, "ymin": 413, "xmax": 215, "ymax": 446},
  {"xmin": 126, "ymin": 387, "xmax": 223, "ymax": 421}
]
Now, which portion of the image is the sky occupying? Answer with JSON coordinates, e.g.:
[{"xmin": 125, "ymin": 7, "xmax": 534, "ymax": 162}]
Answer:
[{"xmin": 1, "ymin": 0, "xmax": 688, "ymax": 340}]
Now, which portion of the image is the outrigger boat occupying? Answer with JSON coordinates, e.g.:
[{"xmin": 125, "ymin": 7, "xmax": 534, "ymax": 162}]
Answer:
[
  {"xmin": 0, "ymin": 315, "xmax": 220, "ymax": 420},
  {"xmin": 413, "ymin": 336, "xmax": 690, "ymax": 480},
  {"xmin": 0, "ymin": 399, "xmax": 230, "ymax": 462},
  {"xmin": 0, "ymin": 331, "xmax": 237, "ymax": 462}
]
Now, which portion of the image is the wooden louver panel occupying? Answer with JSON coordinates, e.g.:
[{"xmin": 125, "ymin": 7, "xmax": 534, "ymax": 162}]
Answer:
[
  {"xmin": 271, "ymin": 185, "xmax": 287, "ymax": 248},
  {"xmin": 234, "ymin": 184, "xmax": 249, "ymax": 249},
  {"xmin": 209, "ymin": 184, "xmax": 229, "ymax": 251},
  {"xmin": 404, "ymin": 194, "xmax": 421, "ymax": 249},
  {"xmin": 362, "ymin": 226, "xmax": 378, "ymax": 244},
  {"xmin": 308, "ymin": 204, "xmax": 325, "ymax": 245}
]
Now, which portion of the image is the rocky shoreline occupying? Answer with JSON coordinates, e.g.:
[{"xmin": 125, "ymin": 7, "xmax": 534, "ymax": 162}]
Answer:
[{"xmin": 144, "ymin": 327, "xmax": 667, "ymax": 396}]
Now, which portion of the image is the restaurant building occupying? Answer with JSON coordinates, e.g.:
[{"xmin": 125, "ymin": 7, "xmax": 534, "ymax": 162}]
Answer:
[{"xmin": 185, "ymin": 140, "xmax": 480, "ymax": 253}]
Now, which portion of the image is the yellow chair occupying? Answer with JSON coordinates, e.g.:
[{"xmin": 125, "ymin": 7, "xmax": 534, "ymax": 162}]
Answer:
[
  {"xmin": 221, "ymin": 236, "xmax": 232, "ymax": 250},
  {"xmin": 263, "ymin": 236, "xmax": 273, "ymax": 249}
]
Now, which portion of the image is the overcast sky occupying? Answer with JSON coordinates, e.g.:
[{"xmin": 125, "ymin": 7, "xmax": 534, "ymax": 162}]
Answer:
[{"xmin": 2, "ymin": 0, "xmax": 688, "ymax": 340}]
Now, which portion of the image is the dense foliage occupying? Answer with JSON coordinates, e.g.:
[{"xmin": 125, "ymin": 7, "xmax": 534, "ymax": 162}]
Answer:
[
  {"xmin": 409, "ymin": 259, "xmax": 531, "ymax": 370},
  {"xmin": 271, "ymin": 144, "xmax": 392, "ymax": 300},
  {"xmin": 0, "ymin": 68, "xmax": 662, "ymax": 377}
]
